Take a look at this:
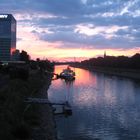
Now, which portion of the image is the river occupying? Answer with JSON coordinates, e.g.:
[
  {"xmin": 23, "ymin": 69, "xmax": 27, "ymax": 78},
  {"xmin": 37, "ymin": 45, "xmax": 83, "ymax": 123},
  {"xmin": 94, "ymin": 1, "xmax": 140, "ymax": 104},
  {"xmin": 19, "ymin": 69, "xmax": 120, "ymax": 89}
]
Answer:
[{"xmin": 48, "ymin": 65, "xmax": 140, "ymax": 140}]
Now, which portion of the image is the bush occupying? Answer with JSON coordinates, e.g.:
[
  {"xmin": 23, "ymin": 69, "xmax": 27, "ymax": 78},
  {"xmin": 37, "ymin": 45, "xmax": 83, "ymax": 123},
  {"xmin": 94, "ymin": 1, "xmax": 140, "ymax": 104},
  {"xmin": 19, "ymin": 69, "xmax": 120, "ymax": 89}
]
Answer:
[
  {"xmin": 12, "ymin": 123, "xmax": 31, "ymax": 139},
  {"xmin": 9, "ymin": 67, "xmax": 29, "ymax": 80}
]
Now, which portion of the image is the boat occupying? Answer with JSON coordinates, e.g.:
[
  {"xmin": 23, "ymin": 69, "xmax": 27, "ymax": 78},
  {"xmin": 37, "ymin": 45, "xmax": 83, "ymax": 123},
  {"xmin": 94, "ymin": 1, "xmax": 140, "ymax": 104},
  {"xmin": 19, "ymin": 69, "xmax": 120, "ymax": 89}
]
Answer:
[{"xmin": 59, "ymin": 66, "xmax": 75, "ymax": 80}]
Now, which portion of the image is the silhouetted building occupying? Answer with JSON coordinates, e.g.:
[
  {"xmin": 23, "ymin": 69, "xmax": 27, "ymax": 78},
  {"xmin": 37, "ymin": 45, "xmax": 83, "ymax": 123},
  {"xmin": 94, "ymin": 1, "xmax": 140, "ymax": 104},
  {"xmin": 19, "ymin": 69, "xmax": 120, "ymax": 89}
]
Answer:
[
  {"xmin": 104, "ymin": 51, "xmax": 106, "ymax": 58},
  {"xmin": 0, "ymin": 14, "xmax": 16, "ymax": 61}
]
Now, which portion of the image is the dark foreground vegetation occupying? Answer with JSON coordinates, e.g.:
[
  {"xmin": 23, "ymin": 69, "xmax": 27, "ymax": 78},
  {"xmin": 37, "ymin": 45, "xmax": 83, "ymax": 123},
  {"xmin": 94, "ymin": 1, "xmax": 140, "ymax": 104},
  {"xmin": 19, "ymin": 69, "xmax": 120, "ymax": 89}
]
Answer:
[
  {"xmin": 0, "ymin": 59, "xmax": 56, "ymax": 140},
  {"xmin": 72, "ymin": 53, "xmax": 140, "ymax": 80}
]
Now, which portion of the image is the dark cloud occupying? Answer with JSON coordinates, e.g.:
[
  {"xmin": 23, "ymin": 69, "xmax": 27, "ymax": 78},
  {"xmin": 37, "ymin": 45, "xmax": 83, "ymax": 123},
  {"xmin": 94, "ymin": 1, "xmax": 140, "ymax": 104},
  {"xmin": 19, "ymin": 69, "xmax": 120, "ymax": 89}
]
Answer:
[
  {"xmin": 33, "ymin": 28, "xmax": 139, "ymax": 50},
  {"xmin": 0, "ymin": 0, "xmax": 140, "ymax": 50}
]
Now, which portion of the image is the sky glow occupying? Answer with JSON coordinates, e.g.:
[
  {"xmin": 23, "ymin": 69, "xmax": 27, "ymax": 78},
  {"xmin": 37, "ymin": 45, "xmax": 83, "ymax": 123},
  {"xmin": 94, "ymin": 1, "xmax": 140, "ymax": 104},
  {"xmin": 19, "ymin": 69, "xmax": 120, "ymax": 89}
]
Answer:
[{"xmin": 0, "ymin": 0, "xmax": 140, "ymax": 61}]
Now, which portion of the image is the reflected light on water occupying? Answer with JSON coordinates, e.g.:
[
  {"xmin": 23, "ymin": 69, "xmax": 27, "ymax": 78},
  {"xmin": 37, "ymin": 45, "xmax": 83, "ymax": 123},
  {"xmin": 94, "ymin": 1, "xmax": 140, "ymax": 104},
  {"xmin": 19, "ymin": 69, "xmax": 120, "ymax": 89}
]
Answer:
[
  {"xmin": 74, "ymin": 68, "xmax": 97, "ymax": 86},
  {"xmin": 48, "ymin": 65, "xmax": 140, "ymax": 140},
  {"xmin": 54, "ymin": 65, "xmax": 68, "ymax": 74}
]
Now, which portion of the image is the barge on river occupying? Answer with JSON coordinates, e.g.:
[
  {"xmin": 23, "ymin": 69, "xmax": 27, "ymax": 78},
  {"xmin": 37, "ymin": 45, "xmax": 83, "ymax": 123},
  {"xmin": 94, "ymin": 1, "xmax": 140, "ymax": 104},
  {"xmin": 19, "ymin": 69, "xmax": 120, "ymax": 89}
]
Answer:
[{"xmin": 59, "ymin": 66, "xmax": 75, "ymax": 81}]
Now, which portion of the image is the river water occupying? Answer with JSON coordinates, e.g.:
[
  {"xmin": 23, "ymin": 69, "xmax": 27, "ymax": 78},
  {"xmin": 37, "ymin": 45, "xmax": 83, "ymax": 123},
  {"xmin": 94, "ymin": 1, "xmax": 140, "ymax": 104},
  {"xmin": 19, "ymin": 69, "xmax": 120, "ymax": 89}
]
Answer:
[{"xmin": 48, "ymin": 65, "xmax": 140, "ymax": 140}]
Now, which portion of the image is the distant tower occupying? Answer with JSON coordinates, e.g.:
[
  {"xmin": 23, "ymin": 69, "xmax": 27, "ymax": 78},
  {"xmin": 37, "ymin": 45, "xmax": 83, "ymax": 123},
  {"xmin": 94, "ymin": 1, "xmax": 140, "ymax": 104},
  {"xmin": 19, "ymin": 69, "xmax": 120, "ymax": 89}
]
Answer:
[
  {"xmin": 104, "ymin": 51, "xmax": 106, "ymax": 58},
  {"xmin": 0, "ymin": 14, "xmax": 16, "ymax": 61}
]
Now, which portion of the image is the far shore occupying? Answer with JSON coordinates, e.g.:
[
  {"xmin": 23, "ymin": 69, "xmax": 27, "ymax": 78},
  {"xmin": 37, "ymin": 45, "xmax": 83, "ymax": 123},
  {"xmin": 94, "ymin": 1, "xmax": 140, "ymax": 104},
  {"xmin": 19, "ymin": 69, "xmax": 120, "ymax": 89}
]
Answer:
[{"xmin": 74, "ymin": 65, "xmax": 140, "ymax": 80}]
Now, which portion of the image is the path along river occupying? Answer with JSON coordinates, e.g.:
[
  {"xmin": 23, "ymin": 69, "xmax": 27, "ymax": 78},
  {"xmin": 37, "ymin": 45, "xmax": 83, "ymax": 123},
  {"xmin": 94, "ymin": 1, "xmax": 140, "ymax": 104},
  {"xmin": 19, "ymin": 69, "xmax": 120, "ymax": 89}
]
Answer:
[{"xmin": 48, "ymin": 65, "xmax": 140, "ymax": 140}]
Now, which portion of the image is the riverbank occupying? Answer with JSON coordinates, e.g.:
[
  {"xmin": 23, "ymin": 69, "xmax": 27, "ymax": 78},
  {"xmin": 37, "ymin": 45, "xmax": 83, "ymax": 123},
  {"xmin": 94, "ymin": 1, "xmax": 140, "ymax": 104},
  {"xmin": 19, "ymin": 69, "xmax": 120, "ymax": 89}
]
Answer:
[
  {"xmin": 0, "ymin": 69, "xmax": 56, "ymax": 140},
  {"xmin": 73, "ymin": 65, "xmax": 140, "ymax": 80},
  {"xmin": 31, "ymin": 71, "xmax": 57, "ymax": 140}
]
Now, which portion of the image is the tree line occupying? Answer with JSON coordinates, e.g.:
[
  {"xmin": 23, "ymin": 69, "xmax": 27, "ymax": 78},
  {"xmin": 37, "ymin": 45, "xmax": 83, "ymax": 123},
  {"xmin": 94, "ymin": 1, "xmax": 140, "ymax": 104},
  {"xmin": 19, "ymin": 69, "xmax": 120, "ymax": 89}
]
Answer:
[{"xmin": 76, "ymin": 53, "xmax": 140, "ymax": 70}]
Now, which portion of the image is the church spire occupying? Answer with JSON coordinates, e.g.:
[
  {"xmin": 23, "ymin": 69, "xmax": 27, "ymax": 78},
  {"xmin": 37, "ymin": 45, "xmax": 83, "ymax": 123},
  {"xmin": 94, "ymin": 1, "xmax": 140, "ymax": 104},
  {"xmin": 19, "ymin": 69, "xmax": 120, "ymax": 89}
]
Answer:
[{"xmin": 104, "ymin": 51, "xmax": 106, "ymax": 58}]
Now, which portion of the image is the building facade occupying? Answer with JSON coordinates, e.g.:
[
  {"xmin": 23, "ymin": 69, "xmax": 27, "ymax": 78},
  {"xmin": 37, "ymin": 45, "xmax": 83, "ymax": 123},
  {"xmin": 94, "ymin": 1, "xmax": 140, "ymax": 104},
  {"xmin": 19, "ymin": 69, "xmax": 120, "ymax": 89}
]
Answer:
[{"xmin": 0, "ymin": 14, "xmax": 16, "ymax": 61}]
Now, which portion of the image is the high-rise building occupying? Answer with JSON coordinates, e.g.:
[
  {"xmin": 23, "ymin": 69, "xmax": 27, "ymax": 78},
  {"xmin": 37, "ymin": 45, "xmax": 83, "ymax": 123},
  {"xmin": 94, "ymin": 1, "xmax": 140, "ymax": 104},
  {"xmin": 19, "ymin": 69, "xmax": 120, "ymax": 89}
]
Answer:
[{"xmin": 0, "ymin": 14, "xmax": 16, "ymax": 61}]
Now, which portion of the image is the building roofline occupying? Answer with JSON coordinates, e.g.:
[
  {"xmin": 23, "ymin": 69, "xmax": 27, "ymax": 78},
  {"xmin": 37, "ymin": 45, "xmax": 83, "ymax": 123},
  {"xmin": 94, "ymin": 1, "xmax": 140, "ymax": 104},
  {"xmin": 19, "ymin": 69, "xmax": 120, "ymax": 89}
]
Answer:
[{"xmin": 0, "ymin": 14, "xmax": 16, "ymax": 21}]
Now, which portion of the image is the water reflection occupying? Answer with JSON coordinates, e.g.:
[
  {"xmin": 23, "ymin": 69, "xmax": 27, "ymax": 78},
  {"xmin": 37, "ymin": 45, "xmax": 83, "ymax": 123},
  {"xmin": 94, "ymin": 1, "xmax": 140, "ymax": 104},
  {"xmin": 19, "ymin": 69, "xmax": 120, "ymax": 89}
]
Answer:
[{"xmin": 48, "ymin": 65, "xmax": 140, "ymax": 140}]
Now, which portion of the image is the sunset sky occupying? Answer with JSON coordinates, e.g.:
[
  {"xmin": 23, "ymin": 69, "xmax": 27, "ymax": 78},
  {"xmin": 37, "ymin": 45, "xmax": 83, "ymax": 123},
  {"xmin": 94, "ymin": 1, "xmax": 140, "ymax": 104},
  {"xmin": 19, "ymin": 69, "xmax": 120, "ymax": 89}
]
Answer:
[{"xmin": 0, "ymin": 0, "xmax": 140, "ymax": 61}]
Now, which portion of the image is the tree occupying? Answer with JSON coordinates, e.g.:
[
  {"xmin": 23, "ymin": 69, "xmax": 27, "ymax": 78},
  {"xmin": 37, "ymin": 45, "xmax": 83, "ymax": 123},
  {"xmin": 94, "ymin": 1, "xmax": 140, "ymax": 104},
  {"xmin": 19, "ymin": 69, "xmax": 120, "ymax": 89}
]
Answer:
[{"xmin": 20, "ymin": 50, "xmax": 30, "ymax": 62}]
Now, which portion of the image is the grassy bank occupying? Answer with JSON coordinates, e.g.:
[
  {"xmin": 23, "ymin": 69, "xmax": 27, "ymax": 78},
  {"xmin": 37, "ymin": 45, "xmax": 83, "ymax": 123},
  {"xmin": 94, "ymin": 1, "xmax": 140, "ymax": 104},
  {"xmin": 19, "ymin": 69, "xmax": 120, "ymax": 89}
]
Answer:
[
  {"xmin": 0, "ymin": 69, "xmax": 56, "ymax": 140},
  {"xmin": 92, "ymin": 66, "xmax": 140, "ymax": 80}
]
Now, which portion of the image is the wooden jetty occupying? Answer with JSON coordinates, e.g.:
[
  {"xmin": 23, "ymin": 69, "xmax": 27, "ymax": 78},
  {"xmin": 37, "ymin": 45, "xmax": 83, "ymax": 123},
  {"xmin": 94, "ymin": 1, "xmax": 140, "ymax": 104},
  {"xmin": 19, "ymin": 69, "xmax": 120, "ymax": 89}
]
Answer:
[
  {"xmin": 25, "ymin": 97, "xmax": 65, "ymax": 105},
  {"xmin": 24, "ymin": 97, "xmax": 72, "ymax": 116},
  {"xmin": 62, "ymin": 101, "xmax": 72, "ymax": 115}
]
